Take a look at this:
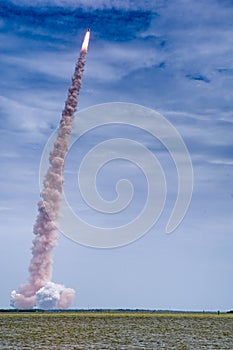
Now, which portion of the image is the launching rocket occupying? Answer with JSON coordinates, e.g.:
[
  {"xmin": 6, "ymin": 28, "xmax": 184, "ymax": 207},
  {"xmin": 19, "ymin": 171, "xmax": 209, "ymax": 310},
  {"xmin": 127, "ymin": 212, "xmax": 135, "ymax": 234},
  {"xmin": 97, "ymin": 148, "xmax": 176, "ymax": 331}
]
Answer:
[
  {"xmin": 11, "ymin": 28, "xmax": 91, "ymax": 310},
  {"xmin": 81, "ymin": 28, "xmax": 90, "ymax": 52}
]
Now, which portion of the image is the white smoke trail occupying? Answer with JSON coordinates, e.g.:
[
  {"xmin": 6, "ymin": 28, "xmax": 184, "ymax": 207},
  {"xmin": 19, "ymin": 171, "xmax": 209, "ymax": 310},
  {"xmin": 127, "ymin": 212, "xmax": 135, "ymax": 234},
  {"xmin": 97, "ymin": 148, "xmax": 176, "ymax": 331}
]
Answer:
[{"xmin": 11, "ymin": 31, "xmax": 90, "ymax": 309}]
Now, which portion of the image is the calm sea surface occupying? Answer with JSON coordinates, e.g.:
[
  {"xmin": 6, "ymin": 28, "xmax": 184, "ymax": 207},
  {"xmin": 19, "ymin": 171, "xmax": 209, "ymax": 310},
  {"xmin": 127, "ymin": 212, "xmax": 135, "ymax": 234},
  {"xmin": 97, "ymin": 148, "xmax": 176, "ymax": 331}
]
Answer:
[{"xmin": 0, "ymin": 312, "xmax": 232, "ymax": 349}]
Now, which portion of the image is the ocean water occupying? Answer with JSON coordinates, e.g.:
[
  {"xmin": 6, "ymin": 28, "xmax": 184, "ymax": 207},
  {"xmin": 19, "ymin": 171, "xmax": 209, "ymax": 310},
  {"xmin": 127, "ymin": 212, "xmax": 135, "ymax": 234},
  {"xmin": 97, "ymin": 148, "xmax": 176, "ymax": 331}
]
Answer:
[{"xmin": 0, "ymin": 312, "xmax": 232, "ymax": 349}]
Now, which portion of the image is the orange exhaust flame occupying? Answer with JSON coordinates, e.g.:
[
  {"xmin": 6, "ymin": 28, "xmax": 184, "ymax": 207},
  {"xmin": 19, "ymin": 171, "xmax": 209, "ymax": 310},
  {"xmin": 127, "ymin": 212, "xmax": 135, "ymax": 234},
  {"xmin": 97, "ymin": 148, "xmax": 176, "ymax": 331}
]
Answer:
[{"xmin": 81, "ymin": 29, "xmax": 90, "ymax": 52}]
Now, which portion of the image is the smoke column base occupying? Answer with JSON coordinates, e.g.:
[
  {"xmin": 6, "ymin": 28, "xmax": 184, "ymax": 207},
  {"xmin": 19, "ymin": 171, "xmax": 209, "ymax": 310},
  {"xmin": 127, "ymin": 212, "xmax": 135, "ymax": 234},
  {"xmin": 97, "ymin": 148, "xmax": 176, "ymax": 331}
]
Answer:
[{"xmin": 11, "ymin": 282, "xmax": 75, "ymax": 310}]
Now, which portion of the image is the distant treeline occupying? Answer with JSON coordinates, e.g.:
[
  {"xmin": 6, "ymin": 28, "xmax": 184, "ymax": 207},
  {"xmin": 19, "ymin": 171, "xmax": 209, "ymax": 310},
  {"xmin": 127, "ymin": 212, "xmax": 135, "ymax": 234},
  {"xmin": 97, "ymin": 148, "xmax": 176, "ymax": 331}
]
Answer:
[
  {"xmin": 0, "ymin": 308, "xmax": 232, "ymax": 314},
  {"xmin": 1, "ymin": 308, "xmax": 160, "ymax": 313}
]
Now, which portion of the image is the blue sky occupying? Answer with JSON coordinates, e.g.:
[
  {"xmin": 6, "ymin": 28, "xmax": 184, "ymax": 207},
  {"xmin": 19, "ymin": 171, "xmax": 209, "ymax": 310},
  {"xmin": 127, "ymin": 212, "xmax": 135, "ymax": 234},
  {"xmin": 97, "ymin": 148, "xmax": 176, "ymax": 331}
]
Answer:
[{"xmin": 0, "ymin": 0, "xmax": 233, "ymax": 311}]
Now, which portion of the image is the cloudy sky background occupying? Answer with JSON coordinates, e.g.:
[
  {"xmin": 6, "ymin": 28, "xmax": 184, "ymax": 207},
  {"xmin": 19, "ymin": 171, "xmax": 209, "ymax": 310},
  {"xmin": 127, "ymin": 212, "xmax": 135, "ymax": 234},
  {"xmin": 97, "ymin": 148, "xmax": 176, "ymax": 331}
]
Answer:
[{"xmin": 0, "ymin": 0, "xmax": 232, "ymax": 310}]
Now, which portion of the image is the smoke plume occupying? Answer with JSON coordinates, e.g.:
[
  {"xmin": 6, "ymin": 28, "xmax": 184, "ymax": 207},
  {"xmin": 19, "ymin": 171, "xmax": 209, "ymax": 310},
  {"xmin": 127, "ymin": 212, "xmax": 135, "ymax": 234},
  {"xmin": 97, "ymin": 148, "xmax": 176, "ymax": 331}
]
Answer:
[{"xmin": 11, "ymin": 30, "xmax": 90, "ymax": 310}]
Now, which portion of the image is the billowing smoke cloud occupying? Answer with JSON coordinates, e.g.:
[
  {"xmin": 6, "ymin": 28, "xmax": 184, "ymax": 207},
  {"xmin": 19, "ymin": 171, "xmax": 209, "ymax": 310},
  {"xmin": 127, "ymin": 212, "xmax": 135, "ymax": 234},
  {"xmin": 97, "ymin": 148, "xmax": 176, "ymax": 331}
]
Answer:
[
  {"xmin": 36, "ymin": 282, "xmax": 75, "ymax": 310},
  {"xmin": 11, "ymin": 30, "xmax": 90, "ymax": 309}
]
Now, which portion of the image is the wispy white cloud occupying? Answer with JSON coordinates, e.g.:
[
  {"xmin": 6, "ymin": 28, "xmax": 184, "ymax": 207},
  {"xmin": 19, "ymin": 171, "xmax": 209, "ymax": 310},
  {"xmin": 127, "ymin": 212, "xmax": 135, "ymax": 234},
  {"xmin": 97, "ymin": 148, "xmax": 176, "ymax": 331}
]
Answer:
[
  {"xmin": 208, "ymin": 159, "xmax": 233, "ymax": 166},
  {"xmin": 0, "ymin": 96, "xmax": 51, "ymax": 133},
  {"xmin": 0, "ymin": 51, "xmax": 78, "ymax": 80},
  {"xmin": 0, "ymin": 206, "xmax": 11, "ymax": 211},
  {"xmin": 86, "ymin": 39, "xmax": 165, "ymax": 82}
]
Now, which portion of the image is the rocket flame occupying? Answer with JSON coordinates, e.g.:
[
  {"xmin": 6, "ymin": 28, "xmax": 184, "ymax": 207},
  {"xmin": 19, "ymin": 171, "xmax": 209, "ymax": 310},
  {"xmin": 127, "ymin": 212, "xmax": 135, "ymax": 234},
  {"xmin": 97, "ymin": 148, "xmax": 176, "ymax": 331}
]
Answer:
[{"xmin": 81, "ymin": 29, "xmax": 90, "ymax": 52}]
